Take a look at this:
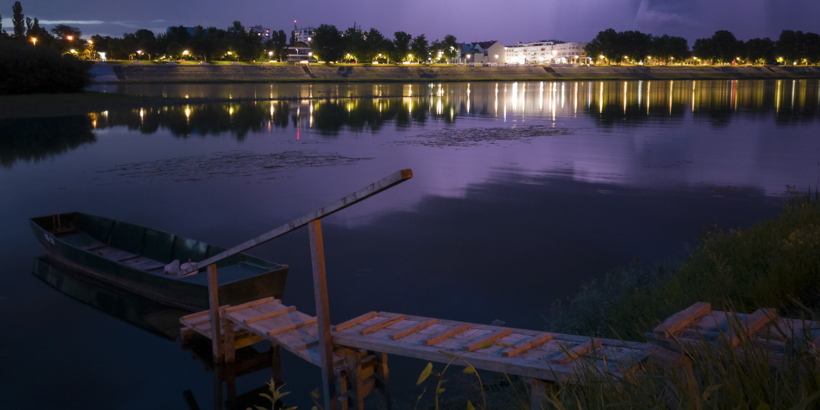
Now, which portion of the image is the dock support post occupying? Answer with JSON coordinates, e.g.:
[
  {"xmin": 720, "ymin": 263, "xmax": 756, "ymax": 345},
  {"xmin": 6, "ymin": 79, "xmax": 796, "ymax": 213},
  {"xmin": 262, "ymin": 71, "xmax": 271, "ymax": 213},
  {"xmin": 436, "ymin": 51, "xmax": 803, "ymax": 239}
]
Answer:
[
  {"xmin": 207, "ymin": 264, "xmax": 223, "ymax": 362},
  {"xmin": 530, "ymin": 379, "xmax": 546, "ymax": 410},
  {"xmin": 374, "ymin": 352, "xmax": 391, "ymax": 410},
  {"xmin": 271, "ymin": 342, "xmax": 283, "ymax": 386},
  {"xmin": 309, "ymin": 219, "xmax": 338, "ymax": 410}
]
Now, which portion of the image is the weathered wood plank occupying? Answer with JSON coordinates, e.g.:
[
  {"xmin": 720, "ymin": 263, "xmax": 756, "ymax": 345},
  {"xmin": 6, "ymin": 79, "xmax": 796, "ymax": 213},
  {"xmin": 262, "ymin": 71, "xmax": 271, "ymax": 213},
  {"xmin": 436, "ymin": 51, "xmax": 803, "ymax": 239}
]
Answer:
[
  {"xmin": 245, "ymin": 306, "xmax": 298, "ymax": 324},
  {"xmin": 462, "ymin": 328, "xmax": 513, "ymax": 351},
  {"xmin": 267, "ymin": 317, "xmax": 318, "ymax": 336},
  {"xmin": 333, "ymin": 312, "xmax": 378, "ymax": 332},
  {"xmin": 726, "ymin": 308, "xmax": 778, "ymax": 348},
  {"xmin": 178, "ymin": 169, "xmax": 414, "ymax": 276},
  {"xmin": 360, "ymin": 315, "xmax": 407, "ymax": 336},
  {"xmin": 653, "ymin": 302, "xmax": 711, "ymax": 339},
  {"xmin": 390, "ymin": 319, "xmax": 437, "ymax": 340},
  {"xmin": 502, "ymin": 333, "xmax": 554, "ymax": 358},
  {"xmin": 421, "ymin": 324, "xmax": 471, "ymax": 346},
  {"xmin": 223, "ymin": 297, "xmax": 279, "ymax": 313},
  {"xmin": 550, "ymin": 339, "xmax": 603, "ymax": 365}
]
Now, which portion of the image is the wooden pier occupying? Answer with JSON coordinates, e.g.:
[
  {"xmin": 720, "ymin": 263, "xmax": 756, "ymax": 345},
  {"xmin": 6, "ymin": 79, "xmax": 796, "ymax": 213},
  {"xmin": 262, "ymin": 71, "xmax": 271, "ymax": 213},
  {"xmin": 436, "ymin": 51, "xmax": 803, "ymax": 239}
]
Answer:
[{"xmin": 175, "ymin": 169, "xmax": 819, "ymax": 410}]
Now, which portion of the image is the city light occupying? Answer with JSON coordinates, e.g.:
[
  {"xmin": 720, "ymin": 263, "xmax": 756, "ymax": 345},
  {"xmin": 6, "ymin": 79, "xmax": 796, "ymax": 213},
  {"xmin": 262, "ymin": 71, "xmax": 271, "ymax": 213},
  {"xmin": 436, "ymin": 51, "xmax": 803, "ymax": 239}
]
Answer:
[
  {"xmin": 70, "ymin": 49, "xmax": 76, "ymax": 53},
  {"xmin": 88, "ymin": 40, "xmax": 93, "ymax": 45},
  {"xmin": 600, "ymin": 55, "xmax": 604, "ymax": 59},
  {"xmin": 183, "ymin": 50, "xmax": 189, "ymax": 55},
  {"xmin": 269, "ymin": 51, "xmax": 273, "ymax": 56},
  {"xmin": 31, "ymin": 37, "xmax": 36, "ymax": 46},
  {"xmin": 66, "ymin": 35, "xmax": 73, "ymax": 41},
  {"xmin": 227, "ymin": 51, "xmax": 232, "ymax": 55}
]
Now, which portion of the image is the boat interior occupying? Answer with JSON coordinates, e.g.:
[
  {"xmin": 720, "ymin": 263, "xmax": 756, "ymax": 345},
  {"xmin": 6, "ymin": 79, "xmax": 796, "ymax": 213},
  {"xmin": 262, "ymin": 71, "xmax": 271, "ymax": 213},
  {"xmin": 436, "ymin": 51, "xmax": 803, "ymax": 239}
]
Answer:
[{"xmin": 32, "ymin": 212, "xmax": 283, "ymax": 283}]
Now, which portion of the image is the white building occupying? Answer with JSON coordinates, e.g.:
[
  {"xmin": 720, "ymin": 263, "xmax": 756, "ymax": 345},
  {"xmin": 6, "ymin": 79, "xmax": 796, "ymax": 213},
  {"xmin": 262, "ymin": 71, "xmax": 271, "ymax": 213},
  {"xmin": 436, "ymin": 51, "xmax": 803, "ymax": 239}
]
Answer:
[
  {"xmin": 505, "ymin": 40, "xmax": 589, "ymax": 64},
  {"xmin": 293, "ymin": 26, "xmax": 316, "ymax": 45},
  {"xmin": 456, "ymin": 41, "xmax": 506, "ymax": 64},
  {"xmin": 246, "ymin": 25, "xmax": 272, "ymax": 42}
]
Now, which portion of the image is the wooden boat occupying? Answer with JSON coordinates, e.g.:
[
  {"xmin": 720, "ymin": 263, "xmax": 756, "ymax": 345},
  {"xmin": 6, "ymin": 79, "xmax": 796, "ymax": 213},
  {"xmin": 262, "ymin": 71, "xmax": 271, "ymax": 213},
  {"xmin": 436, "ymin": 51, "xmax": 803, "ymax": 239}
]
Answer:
[{"xmin": 30, "ymin": 212, "xmax": 289, "ymax": 311}]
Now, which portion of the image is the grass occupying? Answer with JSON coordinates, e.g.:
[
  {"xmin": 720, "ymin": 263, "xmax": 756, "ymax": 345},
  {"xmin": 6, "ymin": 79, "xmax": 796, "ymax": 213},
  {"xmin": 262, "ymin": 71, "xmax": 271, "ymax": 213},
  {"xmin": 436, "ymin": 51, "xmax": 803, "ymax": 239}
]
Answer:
[{"xmin": 551, "ymin": 187, "xmax": 820, "ymax": 342}]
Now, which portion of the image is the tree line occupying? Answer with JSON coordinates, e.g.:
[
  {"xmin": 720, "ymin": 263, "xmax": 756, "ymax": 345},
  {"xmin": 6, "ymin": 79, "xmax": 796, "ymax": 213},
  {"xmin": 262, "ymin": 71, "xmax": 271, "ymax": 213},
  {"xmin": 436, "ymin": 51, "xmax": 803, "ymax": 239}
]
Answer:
[
  {"xmin": 586, "ymin": 28, "xmax": 820, "ymax": 65},
  {"xmin": 309, "ymin": 24, "xmax": 458, "ymax": 63}
]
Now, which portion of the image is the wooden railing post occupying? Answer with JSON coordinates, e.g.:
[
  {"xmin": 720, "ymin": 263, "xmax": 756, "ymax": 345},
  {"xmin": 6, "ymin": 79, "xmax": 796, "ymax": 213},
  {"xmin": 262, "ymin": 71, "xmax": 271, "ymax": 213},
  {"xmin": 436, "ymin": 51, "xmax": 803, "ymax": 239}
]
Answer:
[{"xmin": 310, "ymin": 219, "xmax": 338, "ymax": 410}]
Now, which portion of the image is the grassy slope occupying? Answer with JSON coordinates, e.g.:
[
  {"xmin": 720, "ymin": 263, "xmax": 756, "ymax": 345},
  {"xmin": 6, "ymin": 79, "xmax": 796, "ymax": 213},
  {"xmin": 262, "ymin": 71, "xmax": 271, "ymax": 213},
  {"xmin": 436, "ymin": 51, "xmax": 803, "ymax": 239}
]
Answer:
[{"xmin": 551, "ymin": 189, "xmax": 820, "ymax": 341}]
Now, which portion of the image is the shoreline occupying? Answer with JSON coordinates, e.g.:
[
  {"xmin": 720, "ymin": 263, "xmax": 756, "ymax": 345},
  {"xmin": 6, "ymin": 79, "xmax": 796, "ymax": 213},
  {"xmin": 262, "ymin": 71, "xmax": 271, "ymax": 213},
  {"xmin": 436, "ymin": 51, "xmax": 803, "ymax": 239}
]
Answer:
[{"xmin": 92, "ymin": 64, "xmax": 820, "ymax": 83}]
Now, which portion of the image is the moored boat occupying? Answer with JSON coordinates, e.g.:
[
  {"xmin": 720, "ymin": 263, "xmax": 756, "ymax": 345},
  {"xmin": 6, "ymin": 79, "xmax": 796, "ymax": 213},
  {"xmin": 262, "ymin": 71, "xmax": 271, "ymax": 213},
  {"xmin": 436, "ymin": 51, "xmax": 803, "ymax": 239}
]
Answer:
[{"xmin": 30, "ymin": 212, "xmax": 289, "ymax": 311}]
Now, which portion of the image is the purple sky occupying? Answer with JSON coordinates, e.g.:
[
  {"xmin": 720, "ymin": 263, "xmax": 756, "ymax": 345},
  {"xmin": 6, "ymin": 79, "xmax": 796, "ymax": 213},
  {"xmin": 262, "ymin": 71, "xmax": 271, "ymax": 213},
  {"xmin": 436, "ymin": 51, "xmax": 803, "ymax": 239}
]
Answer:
[{"xmin": 2, "ymin": 0, "xmax": 818, "ymax": 45}]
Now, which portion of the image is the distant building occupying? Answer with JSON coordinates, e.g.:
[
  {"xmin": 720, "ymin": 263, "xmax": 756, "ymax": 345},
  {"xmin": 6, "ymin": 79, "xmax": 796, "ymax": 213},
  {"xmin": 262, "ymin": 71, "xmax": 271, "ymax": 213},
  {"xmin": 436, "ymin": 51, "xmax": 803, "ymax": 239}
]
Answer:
[
  {"xmin": 166, "ymin": 26, "xmax": 196, "ymax": 36},
  {"xmin": 456, "ymin": 41, "xmax": 506, "ymax": 64},
  {"xmin": 246, "ymin": 25, "xmax": 272, "ymax": 42},
  {"xmin": 292, "ymin": 26, "xmax": 316, "ymax": 45},
  {"xmin": 287, "ymin": 47, "xmax": 314, "ymax": 62},
  {"xmin": 505, "ymin": 40, "xmax": 589, "ymax": 64}
]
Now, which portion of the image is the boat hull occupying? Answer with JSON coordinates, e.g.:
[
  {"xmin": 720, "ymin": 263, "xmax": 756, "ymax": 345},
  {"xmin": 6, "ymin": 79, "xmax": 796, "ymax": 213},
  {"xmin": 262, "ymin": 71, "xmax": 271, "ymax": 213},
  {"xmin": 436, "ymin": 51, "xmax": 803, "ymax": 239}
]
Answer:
[{"xmin": 30, "ymin": 213, "xmax": 289, "ymax": 312}]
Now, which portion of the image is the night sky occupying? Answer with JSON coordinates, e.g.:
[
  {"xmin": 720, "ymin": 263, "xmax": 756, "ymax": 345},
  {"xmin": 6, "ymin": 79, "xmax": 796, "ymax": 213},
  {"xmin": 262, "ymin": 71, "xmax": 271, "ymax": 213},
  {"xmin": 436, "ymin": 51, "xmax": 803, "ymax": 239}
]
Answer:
[{"xmin": 2, "ymin": 0, "xmax": 818, "ymax": 45}]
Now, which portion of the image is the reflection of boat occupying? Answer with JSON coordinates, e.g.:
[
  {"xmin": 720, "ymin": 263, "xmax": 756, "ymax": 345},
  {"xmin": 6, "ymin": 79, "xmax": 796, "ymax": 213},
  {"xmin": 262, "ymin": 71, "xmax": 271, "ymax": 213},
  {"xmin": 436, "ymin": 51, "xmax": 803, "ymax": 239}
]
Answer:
[
  {"xmin": 32, "ymin": 255, "xmax": 188, "ymax": 339},
  {"xmin": 30, "ymin": 213, "xmax": 289, "ymax": 311}
]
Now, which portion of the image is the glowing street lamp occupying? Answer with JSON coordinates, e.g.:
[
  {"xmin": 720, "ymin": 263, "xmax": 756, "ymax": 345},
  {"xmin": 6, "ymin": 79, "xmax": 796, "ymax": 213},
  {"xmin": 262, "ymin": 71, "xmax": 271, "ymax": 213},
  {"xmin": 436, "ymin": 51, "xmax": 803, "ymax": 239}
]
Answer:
[
  {"xmin": 183, "ymin": 50, "xmax": 189, "ymax": 55},
  {"xmin": 31, "ymin": 37, "xmax": 37, "ymax": 46},
  {"xmin": 269, "ymin": 51, "xmax": 273, "ymax": 56},
  {"xmin": 70, "ymin": 49, "xmax": 76, "ymax": 53},
  {"xmin": 66, "ymin": 35, "xmax": 74, "ymax": 41},
  {"xmin": 88, "ymin": 40, "xmax": 93, "ymax": 45},
  {"xmin": 227, "ymin": 51, "xmax": 232, "ymax": 55}
]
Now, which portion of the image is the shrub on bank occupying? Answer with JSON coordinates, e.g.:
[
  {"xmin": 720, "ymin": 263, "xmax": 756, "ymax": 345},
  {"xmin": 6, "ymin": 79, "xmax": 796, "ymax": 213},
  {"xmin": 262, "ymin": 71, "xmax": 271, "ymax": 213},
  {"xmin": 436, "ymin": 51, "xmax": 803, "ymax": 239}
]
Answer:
[
  {"xmin": 551, "ymin": 187, "xmax": 820, "ymax": 341},
  {"xmin": 0, "ymin": 40, "xmax": 93, "ymax": 94}
]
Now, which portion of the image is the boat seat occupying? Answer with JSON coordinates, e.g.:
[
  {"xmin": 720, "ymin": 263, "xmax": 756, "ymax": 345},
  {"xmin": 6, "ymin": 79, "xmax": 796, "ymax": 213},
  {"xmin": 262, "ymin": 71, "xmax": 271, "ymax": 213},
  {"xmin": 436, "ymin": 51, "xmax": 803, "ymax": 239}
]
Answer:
[
  {"xmin": 94, "ymin": 247, "xmax": 138, "ymax": 262},
  {"xmin": 120, "ymin": 256, "xmax": 165, "ymax": 271}
]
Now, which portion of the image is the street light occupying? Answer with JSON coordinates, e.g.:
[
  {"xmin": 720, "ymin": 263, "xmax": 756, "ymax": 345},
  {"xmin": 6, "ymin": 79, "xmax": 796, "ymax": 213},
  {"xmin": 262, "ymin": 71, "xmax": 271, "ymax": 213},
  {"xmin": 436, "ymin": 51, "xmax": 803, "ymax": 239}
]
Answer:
[
  {"xmin": 66, "ymin": 35, "xmax": 73, "ymax": 41},
  {"xmin": 227, "ymin": 51, "xmax": 232, "ymax": 55},
  {"xmin": 183, "ymin": 50, "xmax": 189, "ymax": 55},
  {"xmin": 269, "ymin": 51, "xmax": 273, "ymax": 56},
  {"xmin": 137, "ymin": 50, "xmax": 142, "ymax": 60},
  {"xmin": 31, "ymin": 37, "xmax": 37, "ymax": 46},
  {"xmin": 70, "ymin": 49, "xmax": 76, "ymax": 53}
]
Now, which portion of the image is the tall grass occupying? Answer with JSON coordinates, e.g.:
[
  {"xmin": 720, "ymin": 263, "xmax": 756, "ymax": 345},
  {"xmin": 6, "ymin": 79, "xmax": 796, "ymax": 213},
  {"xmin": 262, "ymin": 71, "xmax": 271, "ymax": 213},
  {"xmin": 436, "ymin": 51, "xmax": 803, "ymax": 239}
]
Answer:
[{"xmin": 551, "ymin": 187, "xmax": 820, "ymax": 341}]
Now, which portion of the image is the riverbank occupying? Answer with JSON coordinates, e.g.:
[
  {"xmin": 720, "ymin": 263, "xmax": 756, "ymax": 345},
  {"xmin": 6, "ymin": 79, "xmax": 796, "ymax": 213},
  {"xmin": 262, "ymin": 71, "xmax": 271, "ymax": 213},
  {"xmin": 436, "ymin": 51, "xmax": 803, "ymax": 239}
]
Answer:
[{"xmin": 92, "ymin": 64, "xmax": 820, "ymax": 83}]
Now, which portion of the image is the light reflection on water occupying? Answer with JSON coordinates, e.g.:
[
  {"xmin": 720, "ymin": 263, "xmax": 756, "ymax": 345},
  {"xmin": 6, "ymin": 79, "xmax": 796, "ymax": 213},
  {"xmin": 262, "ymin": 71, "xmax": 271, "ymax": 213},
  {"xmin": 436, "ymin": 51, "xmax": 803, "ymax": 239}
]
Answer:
[{"xmin": 2, "ymin": 79, "xmax": 820, "ymax": 409}]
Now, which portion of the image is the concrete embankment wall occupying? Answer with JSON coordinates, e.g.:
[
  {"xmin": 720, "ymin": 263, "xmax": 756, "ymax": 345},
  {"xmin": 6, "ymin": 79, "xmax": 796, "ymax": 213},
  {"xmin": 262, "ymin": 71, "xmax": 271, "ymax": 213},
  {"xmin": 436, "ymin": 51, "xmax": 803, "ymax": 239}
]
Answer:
[{"xmin": 105, "ymin": 65, "xmax": 820, "ymax": 83}]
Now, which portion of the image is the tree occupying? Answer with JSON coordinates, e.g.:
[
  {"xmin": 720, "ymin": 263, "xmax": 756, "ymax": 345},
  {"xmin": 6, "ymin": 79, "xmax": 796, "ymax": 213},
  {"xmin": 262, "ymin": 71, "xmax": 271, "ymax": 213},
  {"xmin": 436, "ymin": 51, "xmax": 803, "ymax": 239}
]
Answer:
[
  {"xmin": 441, "ymin": 34, "xmax": 459, "ymax": 62},
  {"xmin": 51, "ymin": 24, "xmax": 82, "ymax": 40},
  {"xmin": 311, "ymin": 24, "xmax": 344, "ymax": 63},
  {"xmin": 392, "ymin": 31, "xmax": 412, "ymax": 63},
  {"xmin": 343, "ymin": 26, "xmax": 366, "ymax": 62},
  {"xmin": 585, "ymin": 28, "xmax": 622, "ymax": 63},
  {"xmin": 410, "ymin": 34, "xmax": 428, "ymax": 63},
  {"xmin": 744, "ymin": 37, "xmax": 775, "ymax": 64},
  {"xmin": 264, "ymin": 30, "xmax": 288, "ymax": 62},
  {"xmin": 694, "ymin": 31, "xmax": 742, "ymax": 64},
  {"xmin": 651, "ymin": 34, "xmax": 689, "ymax": 64},
  {"xmin": 364, "ymin": 28, "xmax": 385, "ymax": 63},
  {"xmin": 12, "ymin": 1, "xmax": 24, "ymax": 39}
]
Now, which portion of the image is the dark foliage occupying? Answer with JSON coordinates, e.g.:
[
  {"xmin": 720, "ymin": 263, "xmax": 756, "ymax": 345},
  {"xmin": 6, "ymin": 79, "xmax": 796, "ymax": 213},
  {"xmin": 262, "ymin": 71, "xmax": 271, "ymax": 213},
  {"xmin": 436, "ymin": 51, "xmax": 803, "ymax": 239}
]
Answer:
[{"xmin": 0, "ymin": 39, "xmax": 92, "ymax": 94}]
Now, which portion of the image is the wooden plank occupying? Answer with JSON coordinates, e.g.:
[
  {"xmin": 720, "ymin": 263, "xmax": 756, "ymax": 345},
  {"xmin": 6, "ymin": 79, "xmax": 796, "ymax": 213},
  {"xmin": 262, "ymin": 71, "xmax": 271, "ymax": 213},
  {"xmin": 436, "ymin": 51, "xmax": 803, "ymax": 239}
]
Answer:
[
  {"xmin": 502, "ymin": 333, "xmax": 554, "ymax": 358},
  {"xmin": 178, "ymin": 169, "xmax": 414, "ymax": 276},
  {"xmin": 333, "ymin": 312, "xmax": 378, "ymax": 332},
  {"xmin": 390, "ymin": 319, "xmax": 437, "ymax": 340},
  {"xmin": 207, "ymin": 264, "xmax": 223, "ymax": 362},
  {"xmin": 653, "ymin": 302, "xmax": 711, "ymax": 339},
  {"xmin": 726, "ymin": 308, "xmax": 778, "ymax": 348},
  {"xmin": 310, "ymin": 220, "xmax": 338, "ymax": 410},
  {"xmin": 550, "ymin": 339, "xmax": 603, "ymax": 365},
  {"xmin": 360, "ymin": 315, "xmax": 407, "ymax": 335},
  {"xmin": 462, "ymin": 328, "xmax": 513, "ymax": 352},
  {"xmin": 223, "ymin": 297, "xmax": 279, "ymax": 313},
  {"xmin": 181, "ymin": 306, "xmax": 230, "ymax": 322},
  {"xmin": 267, "ymin": 317, "xmax": 318, "ymax": 336},
  {"xmin": 245, "ymin": 306, "xmax": 297, "ymax": 324},
  {"xmin": 421, "ymin": 324, "xmax": 471, "ymax": 346}
]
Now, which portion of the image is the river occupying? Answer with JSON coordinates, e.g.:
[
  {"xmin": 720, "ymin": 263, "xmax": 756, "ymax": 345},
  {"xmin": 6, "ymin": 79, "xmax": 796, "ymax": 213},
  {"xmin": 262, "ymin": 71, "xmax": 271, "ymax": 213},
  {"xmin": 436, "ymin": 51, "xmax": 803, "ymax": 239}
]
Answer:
[{"xmin": 2, "ymin": 79, "xmax": 819, "ymax": 409}]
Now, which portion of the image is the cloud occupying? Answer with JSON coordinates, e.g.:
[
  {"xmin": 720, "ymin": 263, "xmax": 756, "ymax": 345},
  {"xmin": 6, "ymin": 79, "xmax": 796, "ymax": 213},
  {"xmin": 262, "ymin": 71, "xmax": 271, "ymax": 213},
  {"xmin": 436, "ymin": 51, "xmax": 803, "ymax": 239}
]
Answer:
[
  {"xmin": 635, "ymin": 0, "xmax": 697, "ymax": 31},
  {"xmin": 0, "ymin": 18, "xmax": 167, "ymax": 30}
]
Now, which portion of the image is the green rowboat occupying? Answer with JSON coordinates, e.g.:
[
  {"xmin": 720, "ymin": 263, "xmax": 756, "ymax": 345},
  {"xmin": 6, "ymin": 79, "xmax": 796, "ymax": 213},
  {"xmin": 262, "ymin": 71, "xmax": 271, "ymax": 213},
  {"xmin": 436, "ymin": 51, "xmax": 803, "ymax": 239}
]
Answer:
[{"xmin": 30, "ymin": 212, "xmax": 289, "ymax": 311}]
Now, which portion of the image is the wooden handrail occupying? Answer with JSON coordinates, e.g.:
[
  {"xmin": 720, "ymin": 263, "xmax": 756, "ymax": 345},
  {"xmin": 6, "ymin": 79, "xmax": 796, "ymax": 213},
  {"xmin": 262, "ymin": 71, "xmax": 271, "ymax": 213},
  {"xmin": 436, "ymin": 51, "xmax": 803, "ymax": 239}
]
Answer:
[{"xmin": 177, "ymin": 169, "xmax": 414, "ymax": 276}]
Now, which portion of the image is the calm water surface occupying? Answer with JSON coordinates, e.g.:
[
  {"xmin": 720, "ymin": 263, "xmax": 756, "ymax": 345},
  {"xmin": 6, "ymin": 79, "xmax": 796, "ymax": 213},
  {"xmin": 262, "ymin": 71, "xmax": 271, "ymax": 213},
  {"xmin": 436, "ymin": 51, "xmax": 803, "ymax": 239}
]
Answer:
[{"xmin": 3, "ymin": 80, "xmax": 820, "ymax": 409}]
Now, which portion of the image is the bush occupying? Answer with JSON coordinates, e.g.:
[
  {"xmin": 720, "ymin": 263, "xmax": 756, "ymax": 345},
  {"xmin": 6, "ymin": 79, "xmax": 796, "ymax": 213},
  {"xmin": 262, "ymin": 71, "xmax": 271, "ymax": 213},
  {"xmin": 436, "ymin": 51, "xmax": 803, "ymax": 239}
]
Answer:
[{"xmin": 0, "ymin": 39, "xmax": 93, "ymax": 94}]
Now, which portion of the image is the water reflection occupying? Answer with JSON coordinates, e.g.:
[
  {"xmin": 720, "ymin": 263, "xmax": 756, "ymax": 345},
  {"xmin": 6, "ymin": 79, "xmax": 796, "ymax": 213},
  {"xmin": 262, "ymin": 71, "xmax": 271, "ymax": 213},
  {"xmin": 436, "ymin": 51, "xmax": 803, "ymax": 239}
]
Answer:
[
  {"xmin": 89, "ymin": 80, "xmax": 820, "ymax": 137},
  {"xmin": 32, "ymin": 255, "xmax": 280, "ymax": 410},
  {"xmin": 0, "ymin": 116, "xmax": 96, "ymax": 168},
  {"xmin": 7, "ymin": 80, "xmax": 820, "ymax": 168}
]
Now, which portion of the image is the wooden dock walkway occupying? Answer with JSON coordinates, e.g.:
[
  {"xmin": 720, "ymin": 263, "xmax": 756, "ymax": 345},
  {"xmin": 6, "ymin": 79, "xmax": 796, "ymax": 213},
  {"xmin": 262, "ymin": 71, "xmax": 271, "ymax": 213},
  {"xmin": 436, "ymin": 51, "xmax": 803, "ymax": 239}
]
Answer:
[{"xmin": 172, "ymin": 169, "xmax": 819, "ymax": 410}]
